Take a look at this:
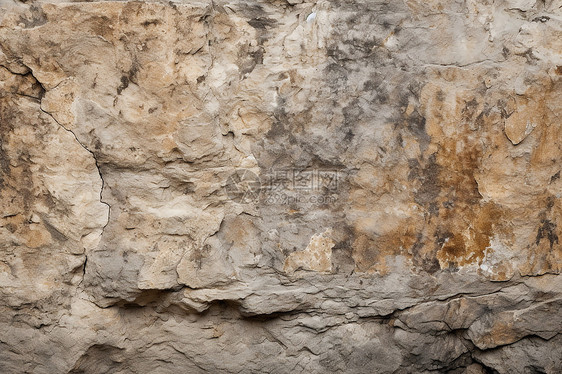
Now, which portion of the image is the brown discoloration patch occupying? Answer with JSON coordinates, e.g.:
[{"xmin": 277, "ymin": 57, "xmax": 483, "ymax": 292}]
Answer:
[
  {"xmin": 436, "ymin": 203, "xmax": 504, "ymax": 267},
  {"xmin": 348, "ymin": 74, "xmax": 516, "ymax": 274},
  {"xmin": 22, "ymin": 225, "xmax": 53, "ymax": 248},
  {"xmin": 430, "ymin": 130, "xmax": 505, "ymax": 268},
  {"xmin": 473, "ymin": 320, "xmax": 518, "ymax": 350},
  {"xmin": 352, "ymin": 227, "xmax": 418, "ymax": 274},
  {"xmin": 346, "ymin": 68, "xmax": 552, "ymax": 275},
  {"xmin": 415, "ymin": 78, "xmax": 513, "ymax": 270}
]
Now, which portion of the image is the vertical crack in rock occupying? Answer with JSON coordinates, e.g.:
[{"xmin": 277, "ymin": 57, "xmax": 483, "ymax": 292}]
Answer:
[
  {"xmin": 40, "ymin": 106, "xmax": 111, "ymax": 226},
  {"xmin": 15, "ymin": 64, "xmax": 111, "ymax": 282},
  {"xmin": 78, "ymin": 255, "xmax": 88, "ymax": 287},
  {"xmin": 29, "ymin": 70, "xmax": 111, "ymax": 231}
]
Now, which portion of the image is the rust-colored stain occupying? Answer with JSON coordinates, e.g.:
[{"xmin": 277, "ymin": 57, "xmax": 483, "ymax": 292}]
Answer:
[
  {"xmin": 352, "ymin": 227, "xmax": 418, "ymax": 274},
  {"xmin": 350, "ymin": 76, "xmax": 526, "ymax": 274},
  {"xmin": 427, "ymin": 89, "xmax": 513, "ymax": 269},
  {"xmin": 476, "ymin": 320, "xmax": 518, "ymax": 349},
  {"xmin": 436, "ymin": 203, "xmax": 504, "ymax": 267}
]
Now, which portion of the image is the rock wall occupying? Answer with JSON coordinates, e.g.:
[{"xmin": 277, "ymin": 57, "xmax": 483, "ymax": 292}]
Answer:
[{"xmin": 1, "ymin": 0, "xmax": 561, "ymax": 373}]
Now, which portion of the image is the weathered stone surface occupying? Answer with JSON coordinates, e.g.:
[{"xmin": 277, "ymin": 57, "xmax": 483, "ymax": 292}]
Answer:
[{"xmin": 0, "ymin": 0, "xmax": 561, "ymax": 372}]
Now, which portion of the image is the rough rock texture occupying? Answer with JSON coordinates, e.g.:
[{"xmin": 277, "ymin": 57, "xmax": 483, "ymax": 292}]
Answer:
[{"xmin": 1, "ymin": 0, "xmax": 561, "ymax": 373}]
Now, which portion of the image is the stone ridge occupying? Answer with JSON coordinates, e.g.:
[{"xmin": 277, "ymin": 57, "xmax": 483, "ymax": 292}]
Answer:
[{"xmin": 0, "ymin": 0, "xmax": 561, "ymax": 373}]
